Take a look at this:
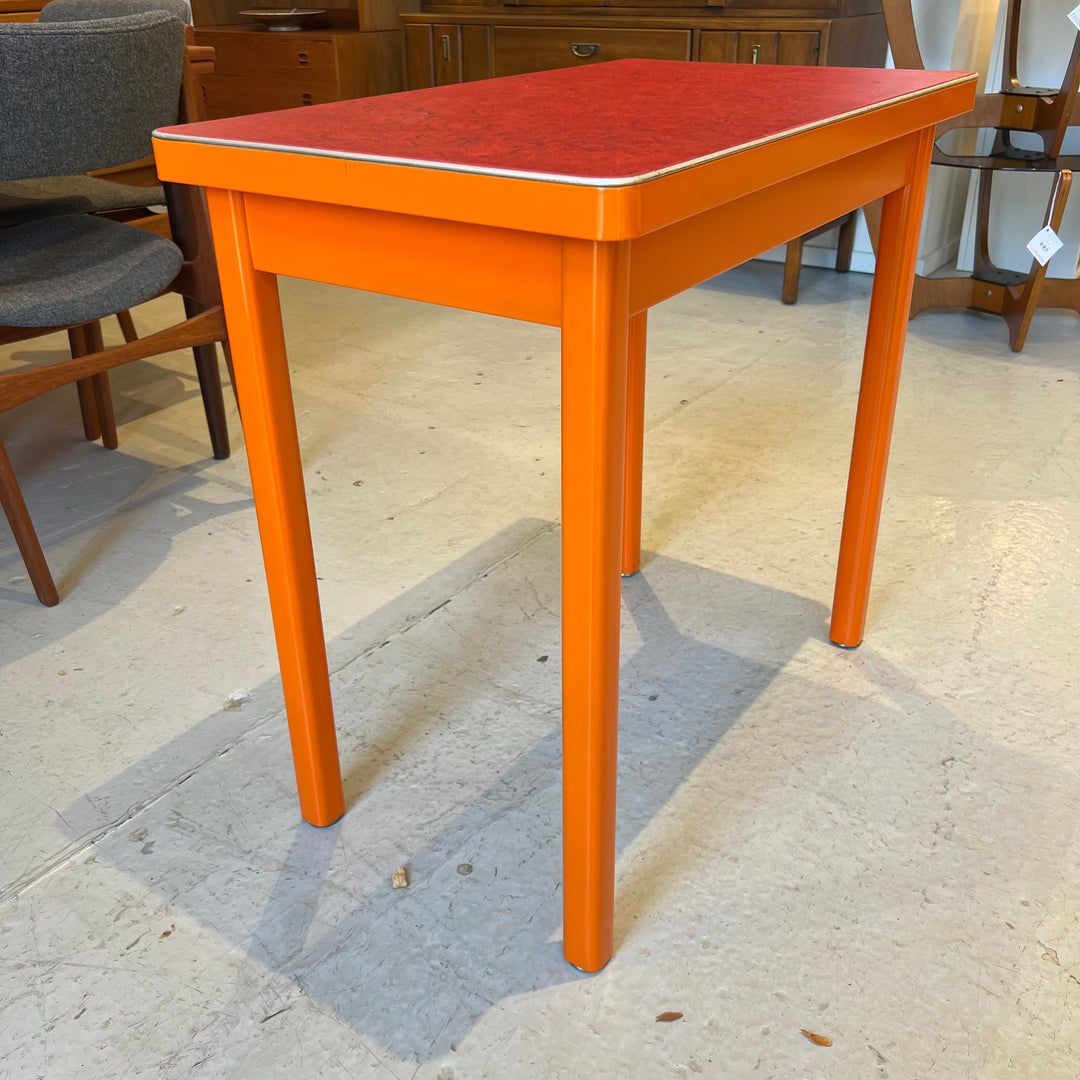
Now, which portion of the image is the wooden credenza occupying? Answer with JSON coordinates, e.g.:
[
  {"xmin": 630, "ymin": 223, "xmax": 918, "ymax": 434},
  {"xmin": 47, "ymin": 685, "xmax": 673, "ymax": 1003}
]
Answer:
[
  {"xmin": 192, "ymin": 25, "xmax": 404, "ymax": 119},
  {"xmin": 401, "ymin": 1, "xmax": 887, "ymax": 91},
  {"xmin": 189, "ymin": 0, "xmax": 416, "ymax": 119}
]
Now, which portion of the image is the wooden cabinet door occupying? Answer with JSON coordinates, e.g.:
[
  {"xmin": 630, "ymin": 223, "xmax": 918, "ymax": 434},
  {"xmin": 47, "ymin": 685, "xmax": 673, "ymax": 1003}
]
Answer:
[
  {"xmin": 736, "ymin": 32, "xmax": 777, "ymax": 65},
  {"xmin": 432, "ymin": 23, "xmax": 462, "ymax": 86},
  {"xmin": 699, "ymin": 31, "xmax": 737, "ymax": 64},
  {"xmin": 405, "ymin": 21, "xmax": 490, "ymax": 86},
  {"xmin": 404, "ymin": 23, "xmax": 434, "ymax": 90},
  {"xmin": 776, "ymin": 31, "xmax": 821, "ymax": 65},
  {"xmin": 700, "ymin": 29, "xmax": 821, "ymax": 66}
]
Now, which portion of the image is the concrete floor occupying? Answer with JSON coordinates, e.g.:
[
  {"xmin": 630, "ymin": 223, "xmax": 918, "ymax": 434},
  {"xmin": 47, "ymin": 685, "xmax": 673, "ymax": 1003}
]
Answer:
[{"xmin": 1, "ymin": 262, "xmax": 1078, "ymax": 1078}]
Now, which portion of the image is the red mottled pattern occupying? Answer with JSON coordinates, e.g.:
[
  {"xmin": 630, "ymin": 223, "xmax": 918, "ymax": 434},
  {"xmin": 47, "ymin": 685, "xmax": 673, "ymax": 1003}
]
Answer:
[{"xmin": 157, "ymin": 59, "xmax": 969, "ymax": 183}]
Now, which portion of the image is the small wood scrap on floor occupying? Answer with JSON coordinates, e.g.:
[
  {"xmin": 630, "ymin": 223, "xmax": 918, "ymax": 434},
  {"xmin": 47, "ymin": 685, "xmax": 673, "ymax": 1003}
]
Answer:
[
  {"xmin": 800, "ymin": 1029, "xmax": 832, "ymax": 1046},
  {"xmin": 392, "ymin": 866, "xmax": 409, "ymax": 889},
  {"xmin": 655, "ymin": 1012, "xmax": 683, "ymax": 1022},
  {"xmin": 1040, "ymin": 942, "xmax": 1060, "ymax": 965}
]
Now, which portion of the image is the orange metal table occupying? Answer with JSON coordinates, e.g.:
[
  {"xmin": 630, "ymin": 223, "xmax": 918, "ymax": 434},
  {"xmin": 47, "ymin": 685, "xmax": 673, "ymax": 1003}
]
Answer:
[{"xmin": 153, "ymin": 59, "xmax": 975, "ymax": 973}]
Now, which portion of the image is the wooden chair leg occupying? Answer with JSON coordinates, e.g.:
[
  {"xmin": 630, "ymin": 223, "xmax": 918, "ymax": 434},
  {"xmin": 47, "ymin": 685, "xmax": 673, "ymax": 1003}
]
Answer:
[
  {"xmin": 184, "ymin": 296, "xmax": 230, "ymax": 459},
  {"xmin": 83, "ymin": 322, "xmax": 118, "ymax": 449},
  {"xmin": 70, "ymin": 326, "xmax": 102, "ymax": 441},
  {"xmin": 116, "ymin": 309, "xmax": 139, "ymax": 343},
  {"xmin": 192, "ymin": 342, "xmax": 230, "ymax": 459},
  {"xmin": 69, "ymin": 323, "xmax": 118, "ymax": 449},
  {"xmin": 835, "ymin": 212, "xmax": 857, "ymax": 273},
  {"xmin": 75, "ymin": 375, "xmax": 102, "ymax": 441},
  {"xmin": 0, "ymin": 437, "xmax": 59, "ymax": 606},
  {"xmin": 782, "ymin": 236, "xmax": 803, "ymax": 304},
  {"xmin": 90, "ymin": 373, "xmax": 117, "ymax": 449}
]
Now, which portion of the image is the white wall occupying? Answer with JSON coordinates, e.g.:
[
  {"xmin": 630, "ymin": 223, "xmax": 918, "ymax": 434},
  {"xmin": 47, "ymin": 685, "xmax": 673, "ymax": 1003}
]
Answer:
[{"xmin": 918, "ymin": 0, "xmax": 1001, "ymax": 275}]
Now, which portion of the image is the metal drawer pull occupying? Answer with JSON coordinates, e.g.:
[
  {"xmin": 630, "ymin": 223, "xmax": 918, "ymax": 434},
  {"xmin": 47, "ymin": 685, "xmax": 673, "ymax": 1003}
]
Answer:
[
  {"xmin": 441, "ymin": 34, "xmax": 451, "ymax": 62},
  {"xmin": 571, "ymin": 43, "xmax": 601, "ymax": 58},
  {"xmin": 751, "ymin": 44, "xmax": 761, "ymax": 63}
]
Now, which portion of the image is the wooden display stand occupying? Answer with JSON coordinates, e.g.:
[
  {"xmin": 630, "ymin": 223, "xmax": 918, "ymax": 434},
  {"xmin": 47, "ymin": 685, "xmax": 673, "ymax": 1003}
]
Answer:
[
  {"xmin": 882, "ymin": 0, "xmax": 1080, "ymax": 352},
  {"xmin": 189, "ymin": 0, "xmax": 415, "ymax": 119}
]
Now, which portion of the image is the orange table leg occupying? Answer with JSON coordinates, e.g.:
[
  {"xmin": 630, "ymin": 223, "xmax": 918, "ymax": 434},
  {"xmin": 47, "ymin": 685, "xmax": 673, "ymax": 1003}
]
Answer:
[
  {"xmin": 830, "ymin": 128, "xmax": 935, "ymax": 648},
  {"xmin": 205, "ymin": 187, "xmax": 345, "ymax": 827},
  {"xmin": 560, "ymin": 237, "xmax": 631, "ymax": 972},
  {"xmin": 621, "ymin": 310, "xmax": 648, "ymax": 577}
]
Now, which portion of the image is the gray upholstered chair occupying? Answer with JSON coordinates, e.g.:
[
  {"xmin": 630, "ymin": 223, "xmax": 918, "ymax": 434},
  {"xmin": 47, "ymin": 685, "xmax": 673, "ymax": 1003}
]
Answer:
[
  {"xmin": 0, "ymin": 11, "xmax": 229, "ymax": 605},
  {"xmin": 0, "ymin": 0, "xmax": 224, "ymax": 458},
  {"xmin": 0, "ymin": 0, "xmax": 193, "ymax": 231}
]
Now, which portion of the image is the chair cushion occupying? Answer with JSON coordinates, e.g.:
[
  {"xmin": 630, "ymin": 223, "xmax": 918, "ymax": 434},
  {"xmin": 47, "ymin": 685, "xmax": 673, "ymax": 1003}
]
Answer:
[
  {"xmin": 0, "ymin": 213, "xmax": 182, "ymax": 327},
  {"xmin": 0, "ymin": 176, "xmax": 166, "ymax": 227}
]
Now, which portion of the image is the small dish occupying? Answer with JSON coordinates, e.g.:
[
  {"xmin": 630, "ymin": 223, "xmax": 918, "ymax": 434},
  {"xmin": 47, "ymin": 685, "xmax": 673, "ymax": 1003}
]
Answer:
[{"xmin": 238, "ymin": 8, "xmax": 325, "ymax": 31}]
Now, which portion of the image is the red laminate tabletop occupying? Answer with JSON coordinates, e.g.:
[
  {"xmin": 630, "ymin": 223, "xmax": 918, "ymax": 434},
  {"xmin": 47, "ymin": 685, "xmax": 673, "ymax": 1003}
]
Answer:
[{"xmin": 155, "ymin": 59, "xmax": 973, "ymax": 186}]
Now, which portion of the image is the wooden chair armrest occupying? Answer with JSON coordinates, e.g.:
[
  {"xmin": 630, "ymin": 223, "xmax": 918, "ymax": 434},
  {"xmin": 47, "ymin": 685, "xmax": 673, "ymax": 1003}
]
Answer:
[{"xmin": 86, "ymin": 156, "xmax": 160, "ymax": 187}]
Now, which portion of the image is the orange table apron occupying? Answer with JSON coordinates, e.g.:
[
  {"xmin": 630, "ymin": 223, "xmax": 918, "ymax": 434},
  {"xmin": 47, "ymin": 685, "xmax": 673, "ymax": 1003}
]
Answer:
[{"xmin": 154, "ymin": 60, "xmax": 976, "ymax": 973}]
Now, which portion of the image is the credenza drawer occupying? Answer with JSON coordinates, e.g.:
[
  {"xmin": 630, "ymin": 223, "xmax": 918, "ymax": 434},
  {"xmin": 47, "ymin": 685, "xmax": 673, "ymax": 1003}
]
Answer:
[
  {"xmin": 200, "ymin": 74, "xmax": 340, "ymax": 120},
  {"xmin": 699, "ymin": 29, "xmax": 820, "ymax": 66},
  {"xmin": 491, "ymin": 27, "xmax": 691, "ymax": 77},
  {"xmin": 195, "ymin": 30, "xmax": 340, "ymax": 85}
]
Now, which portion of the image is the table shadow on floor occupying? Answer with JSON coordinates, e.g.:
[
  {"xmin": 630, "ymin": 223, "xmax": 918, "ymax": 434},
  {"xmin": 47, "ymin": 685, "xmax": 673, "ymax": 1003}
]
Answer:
[{"xmin": 58, "ymin": 529, "xmax": 893, "ymax": 1063}]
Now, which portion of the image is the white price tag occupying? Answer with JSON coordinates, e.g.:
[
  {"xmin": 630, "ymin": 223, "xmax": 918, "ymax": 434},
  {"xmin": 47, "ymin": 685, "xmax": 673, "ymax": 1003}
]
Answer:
[
  {"xmin": 1027, "ymin": 225, "xmax": 1064, "ymax": 266},
  {"xmin": 1070, "ymin": 4, "xmax": 1080, "ymax": 31}
]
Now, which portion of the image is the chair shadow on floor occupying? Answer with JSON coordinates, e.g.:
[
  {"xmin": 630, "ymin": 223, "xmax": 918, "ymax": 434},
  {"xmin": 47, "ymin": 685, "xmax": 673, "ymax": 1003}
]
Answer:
[{"xmin": 48, "ymin": 518, "xmax": 1075, "ymax": 1065}]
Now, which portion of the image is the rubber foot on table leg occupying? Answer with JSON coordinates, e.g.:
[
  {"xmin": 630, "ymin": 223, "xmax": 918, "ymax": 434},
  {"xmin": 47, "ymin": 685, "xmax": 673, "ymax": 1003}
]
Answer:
[
  {"xmin": 567, "ymin": 956, "xmax": 611, "ymax": 975},
  {"xmin": 829, "ymin": 638, "xmax": 862, "ymax": 650},
  {"xmin": 621, "ymin": 569, "xmax": 641, "ymax": 579}
]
